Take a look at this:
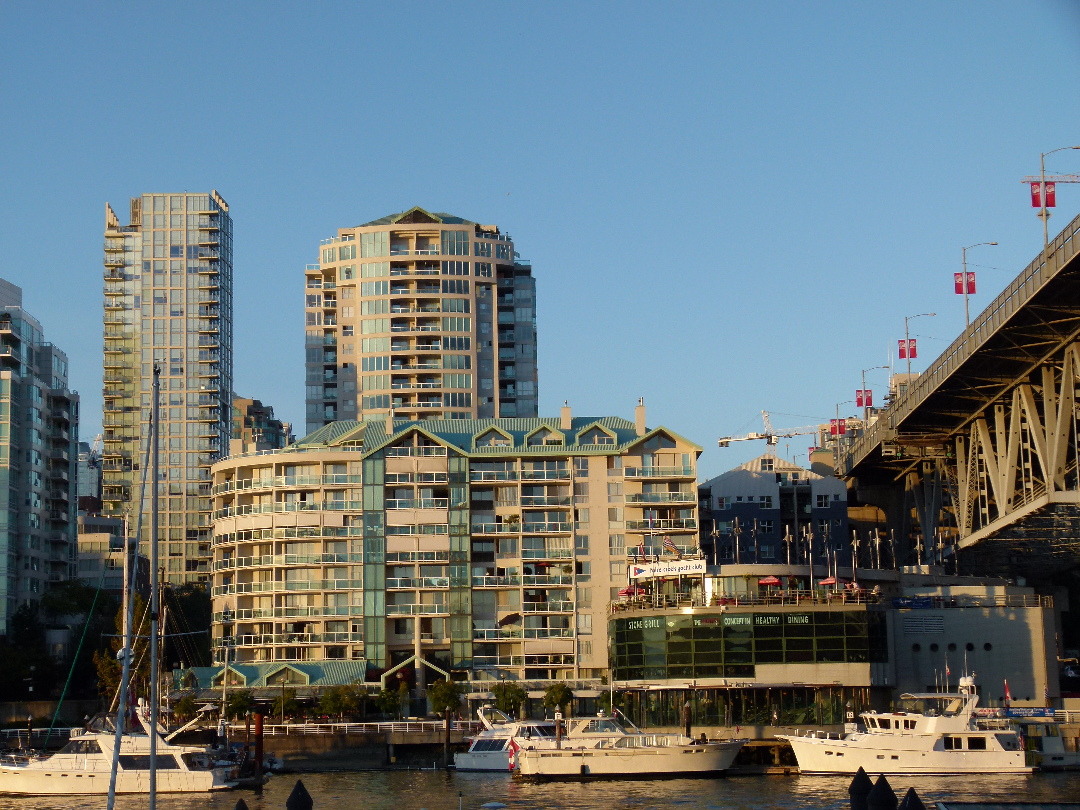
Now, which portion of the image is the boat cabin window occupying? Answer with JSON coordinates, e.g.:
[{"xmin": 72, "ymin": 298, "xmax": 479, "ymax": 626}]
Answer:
[
  {"xmin": 996, "ymin": 734, "xmax": 1019, "ymax": 751},
  {"xmin": 471, "ymin": 739, "xmax": 507, "ymax": 752},
  {"xmin": 523, "ymin": 725, "xmax": 553, "ymax": 738},
  {"xmin": 582, "ymin": 718, "xmax": 622, "ymax": 734},
  {"xmin": 865, "ymin": 718, "xmax": 877, "ymax": 728},
  {"xmin": 904, "ymin": 720, "xmax": 917, "ymax": 730},
  {"xmin": 118, "ymin": 754, "xmax": 181, "ymax": 770},
  {"xmin": 943, "ymin": 736, "xmax": 962, "ymax": 750},
  {"xmin": 879, "ymin": 719, "xmax": 891, "ymax": 729},
  {"xmin": 58, "ymin": 739, "xmax": 102, "ymax": 755},
  {"xmin": 967, "ymin": 736, "xmax": 987, "ymax": 750}
]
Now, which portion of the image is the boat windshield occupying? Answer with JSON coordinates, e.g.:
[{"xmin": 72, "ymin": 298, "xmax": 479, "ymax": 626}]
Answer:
[
  {"xmin": 57, "ymin": 739, "xmax": 102, "ymax": 755},
  {"xmin": 579, "ymin": 718, "xmax": 625, "ymax": 734},
  {"xmin": 520, "ymin": 725, "xmax": 554, "ymax": 738},
  {"xmin": 895, "ymin": 696, "xmax": 964, "ymax": 716},
  {"xmin": 478, "ymin": 707, "xmax": 514, "ymax": 727}
]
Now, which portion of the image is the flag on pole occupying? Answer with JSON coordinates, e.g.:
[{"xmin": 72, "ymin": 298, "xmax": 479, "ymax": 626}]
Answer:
[
  {"xmin": 1004, "ymin": 679, "xmax": 1012, "ymax": 709},
  {"xmin": 637, "ymin": 541, "xmax": 647, "ymax": 559},
  {"xmin": 1031, "ymin": 182, "xmax": 1043, "ymax": 207},
  {"xmin": 662, "ymin": 535, "xmax": 681, "ymax": 558}
]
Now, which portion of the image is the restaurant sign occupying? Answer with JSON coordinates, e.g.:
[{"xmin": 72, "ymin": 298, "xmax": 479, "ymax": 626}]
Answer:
[{"xmin": 630, "ymin": 559, "xmax": 708, "ymax": 579}]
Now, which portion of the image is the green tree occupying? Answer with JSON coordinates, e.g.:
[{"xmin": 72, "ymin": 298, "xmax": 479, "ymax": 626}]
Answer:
[
  {"xmin": 426, "ymin": 679, "xmax": 464, "ymax": 717},
  {"xmin": 375, "ymin": 688, "xmax": 399, "ymax": 718},
  {"xmin": 226, "ymin": 689, "xmax": 255, "ymax": 720},
  {"xmin": 163, "ymin": 583, "xmax": 212, "ymax": 668},
  {"xmin": 271, "ymin": 688, "xmax": 299, "ymax": 721},
  {"xmin": 174, "ymin": 694, "xmax": 198, "ymax": 721},
  {"xmin": 544, "ymin": 683, "xmax": 574, "ymax": 715},
  {"xmin": 319, "ymin": 685, "xmax": 360, "ymax": 719},
  {"xmin": 491, "ymin": 681, "xmax": 527, "ymax": 718},
  {"xmin": 598, "ymin": 689, "xmax": 625, "ymax": 716},
  {"xmin": 93, "ymin": 592, "xmax": 150, "ymax": 702}
]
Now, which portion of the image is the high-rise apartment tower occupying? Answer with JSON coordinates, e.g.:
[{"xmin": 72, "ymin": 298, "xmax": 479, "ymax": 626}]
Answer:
[
  {"xmin": 102, "ymin": 192, "xmax": 233, "ymax": 584},
  {"xmin": 0, "ymin": 279, "xmax": 79, "ymax": 631},
  {"xmin": 304, "ymin": 207, "xmax": 538, "ymax": 434}
]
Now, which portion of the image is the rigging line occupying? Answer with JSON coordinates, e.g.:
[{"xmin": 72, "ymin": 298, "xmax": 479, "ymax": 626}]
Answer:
[
  {"xmin": 44, "ymin": 561, "xmax": 111, "ymax": 750},
  {"xmin": 109, "ymin": 597, "xmax": 152, "ymax": 713}
]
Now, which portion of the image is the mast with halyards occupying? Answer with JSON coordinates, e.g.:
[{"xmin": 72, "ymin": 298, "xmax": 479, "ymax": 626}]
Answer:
[{"xmin": 149, "ymin": 365, "xmax": 161, "ymax": 807}]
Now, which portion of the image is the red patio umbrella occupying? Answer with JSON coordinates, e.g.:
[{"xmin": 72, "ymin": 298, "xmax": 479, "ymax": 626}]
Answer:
[
  {"xmin": 757, "ymin": 576, "xmax": 781, "ymax": 586},
  {"xmin": 818, "ymin": 577, "xmax": 837, "ymax": 586},
  {"xmin": 618, "ymin": 585, "xmax": 646, "ymax": 597}
]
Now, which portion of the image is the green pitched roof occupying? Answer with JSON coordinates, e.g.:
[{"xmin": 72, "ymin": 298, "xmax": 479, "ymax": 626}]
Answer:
[{"xmin": 359, "ymin": 206, "xmax": 474, "ymax": 227}]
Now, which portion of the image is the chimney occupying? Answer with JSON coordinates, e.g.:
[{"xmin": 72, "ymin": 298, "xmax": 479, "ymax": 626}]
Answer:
[
  {"xmin": 634, "ymin": 397, "xmax": 646, "ymax": 436},
  {"xmin": 386, "ymin": 408, "xmax": 395, "ymax": 437},
  {"xmin": 560, "ymin": 401, "xmax": 572, "ymax": 430}
]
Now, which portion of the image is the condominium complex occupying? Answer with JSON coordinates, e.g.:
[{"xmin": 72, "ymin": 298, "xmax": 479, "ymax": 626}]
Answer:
[
  {"xmin": 102, "ymin": 192, "xmax": 233, "ymax": 584},
  {"xmin": 232, "ymin": 395, "xmax": 293, "ymax": 450},
  {"xmin": 0, "ymin": 279, "xmax": 79, "ymax": 630},
  {"xmin": 304, "ymin": 207, "xmax": 538, "ymax": 434},
  {"xmin": 209, "ymin": 403, "xmax": 699, "ymax": 681}
]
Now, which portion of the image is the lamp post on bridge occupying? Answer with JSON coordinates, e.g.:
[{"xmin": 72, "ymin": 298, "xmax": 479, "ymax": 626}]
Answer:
[
  {"xmin": 902, "ymin": 312, "xmax": 936, "ymax": 378},
  {"xmin": 1038, "ymin": 146, "xmax": 1080, "ymax": 250},
  {"xmin": 959, "ymin": 242, "xmax": 997, "ymax": 327},
  {"xmin": 859, "ymin": 365, "xmax": 888, "ymax": 425}
]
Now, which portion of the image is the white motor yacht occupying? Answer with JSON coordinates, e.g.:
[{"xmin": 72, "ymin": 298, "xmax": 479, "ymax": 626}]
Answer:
[
  {"xmin": 0, "ymin": 708, "xmax": 238, "ymax": 795},
  {"xmin": 455, "ymin": 707, "xmax": 557, "ymax": 771},
  {"xmin": 776, "ymin": 676, "xmax": 1031, "ymax": 775},
  {"xmin": 513, "ymin": 715, "xmax": 745, "ymax": 780}
]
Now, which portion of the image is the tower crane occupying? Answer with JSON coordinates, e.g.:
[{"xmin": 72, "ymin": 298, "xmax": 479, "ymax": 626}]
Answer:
[
  {"xmin": 88, "ymin": 433, "xmax": 103, "ymax": 468},
  {"xmin": 718, "ymin": 411, "xmax": 824, "ymax": 448}
]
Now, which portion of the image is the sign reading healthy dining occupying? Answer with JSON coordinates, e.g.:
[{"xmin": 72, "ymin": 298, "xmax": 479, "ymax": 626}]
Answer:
[{"xmin": 630, "ymin": 559, "xmax": 708, "ymax": 579}]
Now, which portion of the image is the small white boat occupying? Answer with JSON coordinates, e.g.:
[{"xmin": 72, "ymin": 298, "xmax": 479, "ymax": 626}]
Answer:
[
  {"xmin": 0, "ymin": 709, "xmax": 238, "ymax": 795},
  {"xmin": 513, "ymin": 715, "xmax": 745, "ymax": 780},
  {"xmin": 776, "ymin": 676, "xmax": 1031, "ymax": 775}
]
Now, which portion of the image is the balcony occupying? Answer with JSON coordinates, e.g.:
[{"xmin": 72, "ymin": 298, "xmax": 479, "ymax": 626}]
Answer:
[
  {"xmin": 625, "ymin": 518, "xmax": 698, "ymax": 531},
  {"xmin": 385, "ymin": 498, "xmax": 449, "ymax": 510},
  {"xmin": 385, "ymin": 604, "xmax": 448, "ymax": 616},
  {"xmin": 470, "ymin": 523, "xmax": 519, "ymax": 535},
  {"xmin": 519, "ymin": 469, "xmax": 570, "ymax": 481},
  {"xmin": 522, "ymin": 601, "xmax": 574, "ymax": 613},
  {"xmin": 623, "ymin": 466, "xmax": 696, "ymax": 478},
  {"xmin": 521, "ymin": 521, "xmax": 572, "ymax": 533},
  {"xmin": 625, "ymin": 492, "xmax": 696, "ymax": 504},
  {"xmin": 519, "ymin": 495, "xmax": 571, "ymax": 507},
  {"xmin": 471, "ymin": 575, "xmax": 521, "ymax": 587}
]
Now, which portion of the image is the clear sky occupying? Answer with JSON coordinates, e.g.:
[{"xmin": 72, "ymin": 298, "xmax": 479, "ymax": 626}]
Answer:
[{"xmin": 1, "ymin": 1, "xmax": 1078, "ymax": 480}]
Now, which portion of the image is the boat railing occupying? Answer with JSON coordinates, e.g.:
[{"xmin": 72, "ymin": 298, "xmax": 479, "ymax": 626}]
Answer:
[
  {"xmin": 783, "ymin": 728, "xmax": 846, "ymax": 740},
  {"xmin": 238, "ymin": 720, "xmax": 483, "ymax": 736}
]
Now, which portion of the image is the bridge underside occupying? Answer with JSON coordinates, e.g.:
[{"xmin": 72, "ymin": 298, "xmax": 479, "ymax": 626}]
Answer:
[{"xmin": 844, "ymin": 213, "xmax": 1080, "ymax": 580}]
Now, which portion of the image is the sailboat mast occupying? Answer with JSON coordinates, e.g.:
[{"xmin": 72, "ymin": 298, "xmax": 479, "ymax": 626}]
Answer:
[{"xmin": 149, "ymin": 366, "xmax": 161, "ymax": 807}]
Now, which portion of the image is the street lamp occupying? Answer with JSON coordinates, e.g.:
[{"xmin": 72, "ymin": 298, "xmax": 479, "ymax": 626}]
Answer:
[
  {"xmin": 859, "ymin": 365, "xmax": 889, "ymax": 424},
  {"xmin": 959, "ymin": 242, "xmax": 998, "ymax": 326},
  {"xmin": 1038, "ymin": 146, "xmax": 1080, "ymax": 250},
  {"xmin": 903, "ymin": 313, "xmax": 936, "ymax": 377}
]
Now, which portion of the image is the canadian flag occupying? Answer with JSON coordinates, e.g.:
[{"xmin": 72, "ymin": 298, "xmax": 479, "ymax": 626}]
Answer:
[
  {"xmin": 507, "ymin": 737, "xmax": 521, "ymax": 771},
  {"xmin": 1004, "ymin": 679, "xmax": 1012, "ymax": 709}
]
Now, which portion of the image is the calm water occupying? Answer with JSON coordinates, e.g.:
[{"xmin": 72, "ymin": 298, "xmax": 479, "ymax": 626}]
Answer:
[{"xmin": 6, "ymin": 771, "xmax": 1080, "ymax": 810}]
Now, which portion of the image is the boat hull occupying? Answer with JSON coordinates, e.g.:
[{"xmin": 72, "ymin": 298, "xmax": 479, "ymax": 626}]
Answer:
[
  {"xmin": 778, "ymin": 735, "xmax": 1032, "ymax": 775},
  {"xmin": 0, "ymin": 766, "xmax": 234, "ymax": 794},
  {"xmin": 453, "ymin": 750, "xmax": 511, "ymax": 772},
  {"xmin": 515, "ymin": 740, "xmax": 744, "ymax": 781}
]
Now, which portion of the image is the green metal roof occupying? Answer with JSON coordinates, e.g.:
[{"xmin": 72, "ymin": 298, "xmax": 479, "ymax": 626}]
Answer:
[
  {"xmin": 289, "ymin": 417, "xmax": 702, "ymax": 456},
  {"xmin": 358, "ymin": 206, "xmax": 474, "ymax": 227}
]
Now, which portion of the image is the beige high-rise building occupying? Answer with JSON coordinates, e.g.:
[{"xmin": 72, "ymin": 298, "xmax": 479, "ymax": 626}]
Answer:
[
  {"xmin": 102, "ymin": 192, "xmax": 233, "ymax": 584},
  {"xmin": 304, "ymin": 207, "xmax": 538, "ymax": 434}
]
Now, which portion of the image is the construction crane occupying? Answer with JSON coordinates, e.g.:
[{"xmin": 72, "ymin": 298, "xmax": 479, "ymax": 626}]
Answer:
[
  {"xmin": 718, "ymin": 411, "xmax": 823, "ymax": 448},
  {"xmin": 88, "ymin": 433, "xmax": 103, "ymax": 467}
]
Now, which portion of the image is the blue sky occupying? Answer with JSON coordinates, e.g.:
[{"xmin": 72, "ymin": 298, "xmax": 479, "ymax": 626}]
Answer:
[{"xmin": 1, "ymin": 1, "xmax": 1078, "ymax": 480}]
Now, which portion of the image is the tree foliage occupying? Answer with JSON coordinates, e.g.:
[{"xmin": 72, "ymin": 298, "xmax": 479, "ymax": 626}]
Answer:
[
  {"xmin": 319, "ymin": 684, "xmax": 360, "ymax": 719},
  {"xmin": 543, "ymin": 683, "xmax": 574, "ymax": 714},
  {"xmin": 271, "ymin": 687, "xmax": 299, "ymax": 721},
  {"xmin": 491, "ymin": 681, "xmax": 527, "ymax": 718},
  {"xmin": 226, "ymin": 689, "xmax": 255, "ymax": 720},
  {"xmin": 93, "ymin": 592, "xmax": 150, "ymax": 703},
  {"xmin": 375, "ymin": 688, "xmax": 400, "ymax": 718},
  {"xmin": 426, "ymin": 679, "xmax": 464, "ymax": 716},
  {"xmin": 174, "ymin": 694, "xmax": 198, "ymax": 721}
]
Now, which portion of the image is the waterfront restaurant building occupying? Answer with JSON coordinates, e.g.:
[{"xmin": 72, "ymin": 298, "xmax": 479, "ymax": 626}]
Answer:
[
  {"xmin": 607, "ymin": 562, "xmax": 1060, "ymax": 729},
  {"xmin": 209, "ymin": 403, "xmax": 700, "ymax": 685}
]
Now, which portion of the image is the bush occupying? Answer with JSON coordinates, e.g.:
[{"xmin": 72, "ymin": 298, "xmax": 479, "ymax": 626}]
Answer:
[{"xmin": 491, "ymin": 681, "xmax": 527, "ymax": 718}]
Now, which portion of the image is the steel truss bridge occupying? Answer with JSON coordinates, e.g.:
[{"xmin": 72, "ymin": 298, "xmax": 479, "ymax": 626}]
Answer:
[{"xmin": 842, "ymin": 210, "xmax": 1080, "ymax": 578}]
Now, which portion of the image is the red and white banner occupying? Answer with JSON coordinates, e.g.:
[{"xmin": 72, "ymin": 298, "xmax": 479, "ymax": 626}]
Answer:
[
  {"xmin": 1031, "ymin": 182, "xmax": 1042, "ymax": 207},
  {"xmin": 908, "ymin": 339, "xmax": 917, "ymax": 359},
  {"xmin": 1046, "ymin": 182, "xmax": 1057, "ymax": 207},
  {"xmin": 954, "ymin": 273, "xmax": 975, "ymax": 295},
  {"xmin": 898, "ymin": 339, "xmax": 907, "ymax": 359},
  {"xmin": 830, "ymin": 418, "xmax": 846, "ymax": 436},
  {"xmin": 863, "ymin": 389, "xmax": 872, "ymax": 407},
  {"xmin": 855, "ymin": 390, "xmax": 864, "ymax": 408}
]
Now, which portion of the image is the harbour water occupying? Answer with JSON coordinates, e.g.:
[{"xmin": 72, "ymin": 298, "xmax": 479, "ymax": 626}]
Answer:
[{"xmin": 8, "ymin": 770, "xmax": 1080, "ymax": 810}]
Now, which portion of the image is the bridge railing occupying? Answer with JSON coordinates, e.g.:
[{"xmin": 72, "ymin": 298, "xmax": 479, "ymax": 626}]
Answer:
[{"xmin": 845, "ymin": 209, "xmax": 1080, "ymax": 475}]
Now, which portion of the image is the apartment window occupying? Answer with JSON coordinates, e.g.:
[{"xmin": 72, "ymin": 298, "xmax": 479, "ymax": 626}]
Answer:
[
  {"xmin": 442, "ymin": 298, "xmax": 469, "ymax": 313},
  {"xmin": 444, "ymin": 337, "xmax": 471, "ymax": 350},
  {"xmin": 816, "ymin": 494, "xmax": 831, "ymax": 508},
  {"xmin": 442, "ymin": 278, "xmax": 470, "ymax": 294},
  {"xmin": 339, "ymin": 244, "xmax": 356, "ymax": 260},
  {"xmin": 475, "ymin": 262, "xmax": 492, "ymax": 277},
  {"xmin": 360, "ymin": 261, "xmax": 389, "ymax": 277},
  {"xmin": 360, "ymin": 232, "xmax": 389, "ymax": 258},
  {"xmin": 761, "ymin": 457, "xmax": 774, "ymax": 472},
  {"xmin": 444, "ymin": 392, "xmax": 471, "ymax": 407},
  {"xmin": 474, "ymin": 242, "xmax": 492, "ymax": 258},
  {"xmin": 574, "ymin": 534, "xmax": 589, "ymax": 554},
  {"xmin": 322, "ymin": 248, "xmax": 335, "ymax": 263},
  {"xmin": 442, "ymin": 317, "xmax": 470, "ymax": 332},
  {"xmin": 441, "ymin": 261, "xmax": 469, "ymax": 276},
  {"xmin": 443, "ymin": 354, "xmax": 471, "ymax": 370},
  {"xmin": 441, "ymin": 231, "xmax": 469, "ymax": 256},
  {"xmin": 760, "ymin": 496, "xmax": 773, "ymax": 508},
  {"xmin": 608, "ymin": 534, "xmax": 625, "ymax": 555},
  {"xmin": 360, "ymin": 281, "xmax": 389, "ymax": 296},
  {"xmin": 760, "ymin": 520, "xmax": 774, "ymax": 533},
  {"xmin": 574, "ymin": 457, "xmax": 589, "ymax": 476},
  {"xmin": 577, "ymin": 614, "xmax": 592, "ymax": 634}
]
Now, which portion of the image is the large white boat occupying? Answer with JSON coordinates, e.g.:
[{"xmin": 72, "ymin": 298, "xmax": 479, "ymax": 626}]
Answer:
[
  {"xmin": 513, "ymin": 715, "xmax": 745, "ymax": 780},
  {"xmin": 0, "ymin": 707, "xmax": 238, "ymax": 795},
  {"xmin": 455, "ymin": 708, "xmax": 557, "ymax": 771},
  {"xmin": 776, "ymin": 677, "xmax": 1031, "ymax": 775}
]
